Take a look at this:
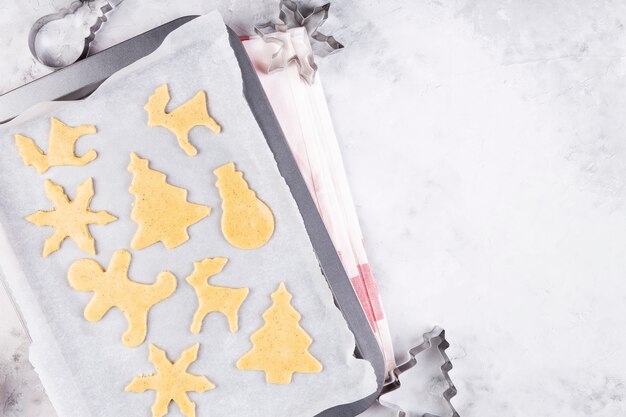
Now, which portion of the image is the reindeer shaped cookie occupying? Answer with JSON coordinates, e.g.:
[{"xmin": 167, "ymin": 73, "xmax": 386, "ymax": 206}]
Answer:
[
  {"xmin": 186, "ymin": 257, "xmax": 249, "ymax": 334},
  {"xmin": 144, "ymin": 84, "xmax": 221, "ymax": 156}
]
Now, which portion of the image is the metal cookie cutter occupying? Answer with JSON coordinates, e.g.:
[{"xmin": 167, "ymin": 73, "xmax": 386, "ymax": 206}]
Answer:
[
  {"xmin": 254, "ymin": 0, "xmax": 343, "ymax": 84},
  {"xmin": 29, "ymin": 0, "xmax": 124, "ymax": 68},
  {"xmin": 379, "ymin": 327, "xmax": 460, "ymax": 417}
]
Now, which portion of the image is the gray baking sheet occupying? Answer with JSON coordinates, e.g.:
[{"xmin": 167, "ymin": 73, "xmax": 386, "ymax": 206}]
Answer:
[{"xmin": 0, "ymin": 12, "xmax": 376, "ymax": 417}]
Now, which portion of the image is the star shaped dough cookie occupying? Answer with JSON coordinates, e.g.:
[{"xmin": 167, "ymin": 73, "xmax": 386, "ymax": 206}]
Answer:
[
  {"xmin": 26, "ymin": 178, "xmax": 116, "ymax": 256},
  {"xmin": 126, "ymin": 343, "xmax": 215, "ymax": 417}
]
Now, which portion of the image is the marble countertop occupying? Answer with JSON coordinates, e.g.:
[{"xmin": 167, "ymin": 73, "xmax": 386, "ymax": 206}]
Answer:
[{"xmin": 2, "ymin": 1, "xmax": 626, "ymax": 416}]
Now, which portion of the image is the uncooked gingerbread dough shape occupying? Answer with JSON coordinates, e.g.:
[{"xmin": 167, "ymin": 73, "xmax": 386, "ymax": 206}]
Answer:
[
  {"xmin": 126, "ymin": 343, "xmax": 214, "ymax": 417},
  {"xmin": 145, "ymin": 84, "xmax": 221, "ymax": 156},
  {"xmin": 186, "ymin": 257, "xmax": 249, "ymax": 334},
  {"xmin": 236, "ymin": 282, "xmax": 322, "ymax": 384},
  {"xmin": 214, "ymin": 162, "xmax": 274, "ymax": 250},
  {"xmin": 67, "ymin": 249, "xmax": 177, "ymax": 347},
  {"xmin": 26, "ymin": 177, "xmax": 116, "ymax": 256},
  {"xmin": 128, "ymin": 153, "xmax": 211, "ymax": 250},
  {"xmin": 15, "ymin": 117, "xmax": 97, "ymax": 173}
]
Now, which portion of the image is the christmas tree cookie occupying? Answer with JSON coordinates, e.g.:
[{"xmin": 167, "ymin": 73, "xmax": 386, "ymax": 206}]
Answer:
[
  {"xmin": 126, "ymin": 343, "xmax": 214, "ymax": 417},
  {"xmin": 237, "ymin": 282, "xmax": 322, "ymax": 384},
  {"xmin": 186, "ymin": 257, "xmax": 249, "ymax": 334},
  {"xmin": 214, "ymin": 162, "xmax": 274, "ymax": 250},
  {"xmin": 67, "ymin": 250, "xmax": 177, "ymax": 347},
  {"xmin": 145, "ymin": 84, "xmax": 221, "ymax": 156},
  {"xmin": 26, "ymin": 178, "xmax": 116, "ymax": 256},
  {"xmin": 128, "ymin": 153, "xmax": 211, "ymax": 250},
  {"xmin": 15, "ymin": 117, "xmax": 97, "ymax": 173}
]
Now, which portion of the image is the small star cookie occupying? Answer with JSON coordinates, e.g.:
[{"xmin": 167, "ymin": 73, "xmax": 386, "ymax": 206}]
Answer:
[
  {"xmin": 67, "ymin": 250, "xmax": 177, "ymax": 347},
  {"xmin": 26, "ymin": 177, "xmax": 116, "ymax": 256},
  {"xmin": 126, "ymin": 343, "xmax": 215, "ymax": 417}
]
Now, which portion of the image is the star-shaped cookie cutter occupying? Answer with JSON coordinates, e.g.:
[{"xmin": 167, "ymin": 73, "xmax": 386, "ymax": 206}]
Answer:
[
  {"xmin": 254, "ymin": 0, "xmax": 344, "ymax": 84},
  {"xmin": 28, "ymin": 0, "xmax": 124, "ymax": 68},
  {"xmin": 378, "ymin": 327, "xmax": 460, "ymax": 417}
]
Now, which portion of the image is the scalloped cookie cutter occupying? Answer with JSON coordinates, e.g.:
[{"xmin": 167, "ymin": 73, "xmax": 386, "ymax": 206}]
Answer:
[
  {"xmin": 378, "ymin": 327, "xmax": 459, "ymax": 417},
  {"xmin": 28, "ymin": 0, "xmax": 124, "ymax": 68}
]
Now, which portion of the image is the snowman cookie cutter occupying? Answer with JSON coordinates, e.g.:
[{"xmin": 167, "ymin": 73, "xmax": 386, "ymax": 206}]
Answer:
[{"xmin": 28, "ymin": 0, "xmax": 124, "ymax": 68}]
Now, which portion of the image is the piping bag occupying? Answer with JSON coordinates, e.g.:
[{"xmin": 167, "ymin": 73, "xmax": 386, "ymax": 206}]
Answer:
[
  {"xmin": 242, "ymin": 0, "xmax": 397, "ymax": 376},
  {"xmin": 244, "ymin": 4, "xmax": 459, "ymax": 416}
]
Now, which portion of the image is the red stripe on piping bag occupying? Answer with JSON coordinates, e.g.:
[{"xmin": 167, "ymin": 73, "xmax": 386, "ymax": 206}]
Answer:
[
  {"xmin": 339, "ymin": 249, "xmax": 379, "ymax": 330},
  {"xmin": 358, "ymin": 263, "xmax": 385, "ymax": 321},
  {"xmin": 350, "ymin": 275, "xmax": 376, "ymax": 328}
]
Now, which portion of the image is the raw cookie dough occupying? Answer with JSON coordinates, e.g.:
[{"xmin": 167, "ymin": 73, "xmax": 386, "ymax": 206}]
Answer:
[
  {"xmin": 128, "ymin": 153, "xmax": 211, "ymax": 250},
  {"xmin": 26, "ymin": 177, "xmax": 116, "ymax": 256},
  {"xmin": 67, "ymin": 249, "xmax": 177, "ymax": 347},
  {"xmin": 214, "ymin": 162, "xmax": 274, "ymax": 250},
  {"xmin": 236, "ymin": 282, "xmax": 322, "ymax": 384},
  {"xmin": 15, "ymin": 117, "xmax": 97, "ymax": 173},
  {"xmin": 145, "ymin": 84, "xmax": 221, "ymax": 156},
  {"xmin": 186, "ymin": 257, "xmax": 249, "ymax": 334},
  {"xmin": 126, "ymin": 344, "xmax": 215, "ymax": 417}
]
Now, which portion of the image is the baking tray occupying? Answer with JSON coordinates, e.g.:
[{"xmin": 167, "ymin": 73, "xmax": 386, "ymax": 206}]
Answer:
[{"xmin": 0, "ymin": 15, "xmax": 385, "ymax": 417}]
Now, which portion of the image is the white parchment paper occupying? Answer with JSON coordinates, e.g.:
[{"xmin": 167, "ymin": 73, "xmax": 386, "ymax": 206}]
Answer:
[{"xmin": 0, "ymin": 12, "xmax": 376, "ymax": 417}]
